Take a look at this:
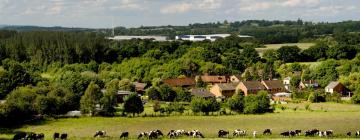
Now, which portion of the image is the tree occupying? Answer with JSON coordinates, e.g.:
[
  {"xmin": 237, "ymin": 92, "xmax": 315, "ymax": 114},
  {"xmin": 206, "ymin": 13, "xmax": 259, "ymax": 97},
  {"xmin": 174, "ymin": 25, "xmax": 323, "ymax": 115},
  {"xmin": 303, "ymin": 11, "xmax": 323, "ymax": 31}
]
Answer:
[
  {"xmin": 80, "ymin": 82, "xmax": 103, "ymax": 116},
  {"xmin": 99, "ymin": 82, "xmax": 118, "ymax": 116},
  {"xmin": 243, "ymin": 90, "xmax": 271, "ymax": 114},
  {"xmin": 118, "ymin": 79, "xmax": 135, "ymax": 91},
  {"xmin": 174, "ymin": 88, "xmax": 191, "ymax": 102},
  {"xmin": 242, "ymin": 46, "xmax": 260, "ymax": 66},
  {"xmin": 276, "ymin": 46, "xmax": 301, "ymax": 62},
  {"xmin": 326, "ymin": 45, "xmax": 357, "ymax": 60},
  {"xmin": 290, "ymin": 76, "xmax": 301, "ymax": 90},
  {"xmin": 227, "ymin": 93, "xmax": 244, "ymax": 113},
  {"xmin": 190, "ymin": 97, "xmax": 204, "ymax": 114},
  {"xmin": 36, "ymin": 86, "xmax": 75, "ymax": 115},
  {"xmin": 146, "ymin": 87, "xmax": 161, "ymax": 101},
  {"xmin": 311, "ymin": 60, "xmax": 338, "ymax": 87},
  {"xmin": 243, "ymin": 95, "xmax": 259, "ymax": 114},
  {"xmin": 257, "ymin": 90, "xmax": 271, "ymax": 113},
  {"xmin": 158, "ymin": 84, "xmax": 177, "ymax": 102},
  {"xmin": 302, "ymin": 43, "xmax": 329, "ymax": 61},
  {"xmin": 123, "ymin": 93, "xmax": 144, "ymax": 116},
  {"xmin": 3, "ymin": 87, "xmax": 38, "ymax": 123}
]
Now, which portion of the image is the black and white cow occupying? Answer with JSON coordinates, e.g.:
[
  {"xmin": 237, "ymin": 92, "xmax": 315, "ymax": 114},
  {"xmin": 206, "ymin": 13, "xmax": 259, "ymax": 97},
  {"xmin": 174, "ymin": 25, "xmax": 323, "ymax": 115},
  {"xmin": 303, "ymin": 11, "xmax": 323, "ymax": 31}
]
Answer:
[
  {"xmin": 26, "ymin": 132, "xmax": 37, "ymax": 140},
  {"xmin": 120, "ymin": 132, "xmax": 129, "ymax": 139},
  {"xmin": 294, "ymin": 130, "xmax": 301, "ymax": 136},
  {"xmin": 60, "ymin": 133, "xmax": 67, "ymax": 140},
  {"xmin": 148, "ymin": 130, "xmax": 163, "ymax": 139},
  {"xmin": 319, "ymin": 130, "xmax": 333, "ymax": 137},
  {"xmin": 233, "ymin": 129, "xmax": 246, "ymax": 137},
  {"xmin": 347, "ymin": 132, "xmax": 352, "ymax": 137},
  {"xmin": 263, "ymin": 129, "xmax": 272, "ymax": 135},
  {"xmin": 36, "ymin": 133, "xmax": 45, "ymax": 140},
  {"xmin": 356, "ymin": 131, "xmax": 360, "ymax": 137},
  {"xmin": 218, "ymin": 130, "xmax": 229, "ymax": 137},
  {"xmin": 280, "ymin": 131, "xmax": 290, "ymax": 137},
  {"xmin": 138, "ymin": 132, "xmax": 148, "ymax": 139},
  {"xmin": 53, "ymin": 133, "xmax": 60, "ymax": 140},
  {"xmin": 13, "ymin": 132, "xmax": 27, "ymax": 140},
  {"xmin": 305, "ymin": 129, "xmax": 319, "ymax": 136},
  {"xmin": 94, "ymin": 131, "xmax": 106, "ymax": 138}
]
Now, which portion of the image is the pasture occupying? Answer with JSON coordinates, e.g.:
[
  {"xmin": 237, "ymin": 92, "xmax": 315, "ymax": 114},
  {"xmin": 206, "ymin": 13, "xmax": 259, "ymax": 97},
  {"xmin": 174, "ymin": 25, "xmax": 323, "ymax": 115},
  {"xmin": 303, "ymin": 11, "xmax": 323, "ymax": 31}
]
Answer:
[
  {"xmin": 1, "ymin": 103, "xmax": 360, "ymax": 139},
  {"xmin": 257, "ymin": 43, "xmax": 314, "ymax": 56}
]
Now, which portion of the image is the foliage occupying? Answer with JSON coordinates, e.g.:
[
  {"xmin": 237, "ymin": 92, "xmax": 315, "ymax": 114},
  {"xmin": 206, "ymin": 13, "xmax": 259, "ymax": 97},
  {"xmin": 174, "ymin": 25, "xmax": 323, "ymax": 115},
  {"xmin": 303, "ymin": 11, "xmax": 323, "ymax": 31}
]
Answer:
[
  {"xmin": 276, "ymin": 46, "xmax": 301, "ymax": 62},
  {"xmin": 243, "ymin": 90, "xmax": 271, "ymax": 114},
  {"xmin": 190, "ymin": 97, "xmax": 220, "ymax": 115},
  {"xmin": 308, "ymin": 91, "xmax": 326, "ymax": 103},
  {"xmin": 227, "ymin": 93, "xmax": 245, "ymax": 113},
  {"xmin": 123, "ymin": 93, "xmax": 144, "ymax": 116},
  {"xmin": 80, "ymin": 82, "xmax": 103, "ymax": 116},
  {"xmin": 158, "ymin": 84, "xmax": 177, "ymax": 102}
]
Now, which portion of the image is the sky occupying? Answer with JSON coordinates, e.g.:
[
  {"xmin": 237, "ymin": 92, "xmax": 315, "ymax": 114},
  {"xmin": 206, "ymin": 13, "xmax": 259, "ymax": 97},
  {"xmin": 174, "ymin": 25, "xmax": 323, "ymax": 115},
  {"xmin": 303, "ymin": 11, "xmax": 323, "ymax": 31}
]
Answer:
[{"xmin": 0, "ymin": 0, "xmax": 359, "ymax": 28}]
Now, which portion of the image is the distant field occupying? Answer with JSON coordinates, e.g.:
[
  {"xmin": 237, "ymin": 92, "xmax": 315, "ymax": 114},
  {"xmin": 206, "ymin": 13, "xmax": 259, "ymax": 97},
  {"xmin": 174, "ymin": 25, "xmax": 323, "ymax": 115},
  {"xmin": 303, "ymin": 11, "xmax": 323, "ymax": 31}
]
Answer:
[
  {"xmin": 257, "ymin": 43, "xmax": 315, "ymax": 56},
  {"xmin": 1, "ymin": 103, "xmax": 360, "ymax": 140}
]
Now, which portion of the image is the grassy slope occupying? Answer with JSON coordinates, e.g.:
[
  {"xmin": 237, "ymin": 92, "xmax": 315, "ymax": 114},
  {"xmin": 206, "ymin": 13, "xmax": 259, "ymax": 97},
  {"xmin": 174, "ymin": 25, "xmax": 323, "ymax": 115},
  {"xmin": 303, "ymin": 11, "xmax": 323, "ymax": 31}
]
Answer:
[
  {"xmin": 1, "ymin": 103, "xmax": 360, "ymax": 140},
  {"xmin": 257, "ymin": 43, "xmax": 315, "ymax": 56}
]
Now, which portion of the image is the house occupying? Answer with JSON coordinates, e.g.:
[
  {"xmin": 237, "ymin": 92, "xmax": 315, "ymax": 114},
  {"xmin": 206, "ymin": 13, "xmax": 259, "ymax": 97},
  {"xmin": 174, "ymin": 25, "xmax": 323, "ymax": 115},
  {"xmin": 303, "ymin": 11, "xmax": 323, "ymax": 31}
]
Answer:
[
  {"xmin": 210, "ymin": 83, "xmax": 238, "ymax": 98},
  {"xmin": 299, "ymin": 80, "xmax": 319, "ymax": 89},
  {"xmin": 133, "ymin": 82, "xmax": 148, "ymax": 94},
  {"xmin": 116, "ymin": 90, "xmax": 133, "ymax": 103},
  {"xmin": 197, "ymin": 75, "xmax": 228, "ymax": 85},
  {"xmin": 283, "ymin": 77, "xmax": 291, "ymax": 91},
  {"xmin": 230, "ymin": 75, "xmax": 242, "ymax": 83},
  {"xmin": 261, "ymin": 80, "xmax": 286, "ymax": 94},
  {"xmin": 163, "ymin": 77, "xmax": 196, "ymax": 87},
  {"xmin": 190, "ymin": 88, "xmax": 215, "ymax": 98},
  {"xmin": 236, "ymin": 81, "xmax": 266, "ymax": 96},
  {"xmin": 325, "ymin": 81, "xmax": 351, "ymax": 97},
  {"xmin": 101, "ymin": 89, "xmax": 133, "ymax": 103}
]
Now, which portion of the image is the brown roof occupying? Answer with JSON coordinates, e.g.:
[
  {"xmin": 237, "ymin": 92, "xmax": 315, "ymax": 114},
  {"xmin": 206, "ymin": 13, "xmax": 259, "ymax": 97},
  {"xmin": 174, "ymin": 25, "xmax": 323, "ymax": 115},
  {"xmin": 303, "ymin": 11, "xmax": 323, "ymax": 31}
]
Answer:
[
  {"xmin": 262, "ymin": 80, "xmax": 285, "ymax": 90},
  {"xmin": 164, "ymin": 77, "xmax": 196, "ymax": 87},
  {"xmin": 190, "ymin": 88, "xmax": 215, "ymax": 98},
  {"xmin": 241, "ymin": 81, "xmax": 266, "ymax": 90},
  {"xmin": 217, "ymin": 83, "xmax": 238, "ymax": 91},
  {"xmin": 201, "ymin": 75, "xmax": 227, "ymax": 83},
  {"xmin": 133, "ymin": 82, "xmax": 147, "ymax": 91}
]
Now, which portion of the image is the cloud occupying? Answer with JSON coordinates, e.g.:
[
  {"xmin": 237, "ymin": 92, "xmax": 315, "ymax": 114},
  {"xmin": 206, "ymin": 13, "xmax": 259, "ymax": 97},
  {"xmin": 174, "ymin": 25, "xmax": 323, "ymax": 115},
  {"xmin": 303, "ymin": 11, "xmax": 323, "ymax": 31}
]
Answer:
[
  {"xmin": 160, "ymin": 0, "xmax": 223, "ymax": 14},
  {"xmin": 161, "ymin": 3, "xmax": 192, "ymax": 14},
  {"xmin": 239, "ymin": 2, "xmax": 272, "ymax": 11},
  {"xmin": 280, "ymin": 0, "xmax": 320, "ymax": 7}
]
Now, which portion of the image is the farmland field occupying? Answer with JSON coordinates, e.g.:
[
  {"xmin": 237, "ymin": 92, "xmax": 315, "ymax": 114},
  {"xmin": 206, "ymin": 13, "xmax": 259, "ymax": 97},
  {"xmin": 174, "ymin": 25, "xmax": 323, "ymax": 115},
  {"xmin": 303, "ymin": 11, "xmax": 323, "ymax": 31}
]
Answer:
[
  {"xmin": 257, "ymin": 43, "xmax": 315, "ymax": 56},
  {"xmin": 1, "ymin": 103, "xmax": 360, "ymax": 140}
]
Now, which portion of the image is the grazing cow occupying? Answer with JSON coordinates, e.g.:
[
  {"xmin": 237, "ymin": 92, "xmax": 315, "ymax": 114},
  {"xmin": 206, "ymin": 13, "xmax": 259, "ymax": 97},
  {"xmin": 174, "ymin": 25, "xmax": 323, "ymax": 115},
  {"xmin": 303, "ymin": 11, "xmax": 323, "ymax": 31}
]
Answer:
[
  {"xmin": 218, "ymin": 130, "xmax": 229, "ymax": 137},
  {"xmin": 280, "ymin": 131, "xmax": 290, "ymax": 137},
  {"xmin": 13, "ymin": 132, "xmax": 27, "ymax": 140},
  {"xmin": 356, "ymin": 131, "xmax": 360, "ymax": 137},
  {"xmin": 324, "ymin": 130, "xmax": 333, "ymax": 137},
  {"xmin": 53, "ymin": 132, "xmax": 60, "ymax": 140},
  {"xmin": 60, "ymin": 133, "xmax": 68, "ymax": 140},
  {"xmin": 263, "ymin": 129, "xmax": 272, "ymax": 135},
  {"xmin": 192, "ymin": 130, "xmax": 205, "ymax": 138},
  {"xmin": 148, "ymin": 129, "xmax": 163, "ymax": 139},
  {"xmin": 36, "ymin": 133, "xmax": 45, "ymax": 140},
  {"xmin": 290, "ymin": 131, "xmax": 297, "ymax": 137},
  {"xmin": 26, "ymin": 132, "xmax": 37, "ymax": 140},
  {"xmin": 94, "ymin": 131, "xmax": 106, "ymax": 138},
  {"xmin": 305, "ymin": 129, "xmax": 319, "ymax": 136},
  {"xmin": 253, "ymin": 131, "xmax": 257, "ymax": 138},
  {"xmin": 167, "ymin": 130, "xmax": 177, "ymax": 138},
  {"xmin": 233, "ymin": 129, "xmax": 246, "ymax": 137},
  {"xmin": 347, "ymin": 132, "xmax": 352, "ymax": 137},
  {"xmin": 138, "ymin": 132, "xmax": 148, "ymax": 139},
  {"xmin": 175, "ymin": 130, "xmax": 185, "ymax": 136},
  {"xmin": 294, "ymin": 130, "xmax": 301, "ymax": 136},
  {"xmin": 120, "ymin": 132, "xmax": 129, "ymax": 139}
]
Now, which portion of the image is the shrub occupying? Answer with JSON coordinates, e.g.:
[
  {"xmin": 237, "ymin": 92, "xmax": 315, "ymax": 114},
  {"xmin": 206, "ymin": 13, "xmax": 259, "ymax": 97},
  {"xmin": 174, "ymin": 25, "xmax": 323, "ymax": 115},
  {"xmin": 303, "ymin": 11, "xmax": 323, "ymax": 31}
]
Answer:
[
  {"xmin": 308, "ymin": 91, "xmax": 326, "ymax": 103},
  {"xmin": 227, "ymin": 93, "xmax": 244, "ymax": 113}
]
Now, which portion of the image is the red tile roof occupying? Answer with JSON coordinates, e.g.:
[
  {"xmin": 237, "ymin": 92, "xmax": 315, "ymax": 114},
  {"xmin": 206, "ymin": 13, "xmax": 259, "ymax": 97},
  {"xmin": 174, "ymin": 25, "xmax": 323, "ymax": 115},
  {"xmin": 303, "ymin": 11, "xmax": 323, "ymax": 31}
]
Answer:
[{"xmin": 164, "ymin": 77, "xmax": 196, "ymax": 87}]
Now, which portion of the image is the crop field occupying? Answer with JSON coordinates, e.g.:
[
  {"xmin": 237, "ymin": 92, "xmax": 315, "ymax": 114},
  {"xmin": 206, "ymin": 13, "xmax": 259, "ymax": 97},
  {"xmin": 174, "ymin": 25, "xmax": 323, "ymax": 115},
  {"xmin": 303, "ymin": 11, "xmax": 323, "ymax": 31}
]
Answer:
[
  {"xmin": 257, "ymin": 43, "xmax": 315, "ymax": 56},
  {"xmin": 1, "ymin": 103, "xmax": 360, "ymax": 140}
]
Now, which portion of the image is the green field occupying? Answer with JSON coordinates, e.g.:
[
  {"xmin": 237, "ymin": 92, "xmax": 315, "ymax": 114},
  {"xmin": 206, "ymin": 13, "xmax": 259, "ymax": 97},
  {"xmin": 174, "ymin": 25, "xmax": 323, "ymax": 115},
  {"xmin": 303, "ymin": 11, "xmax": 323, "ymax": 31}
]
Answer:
[
  {"xmin": 257, "ymin": 43, "xmax": 315, "ymax": 56},
  {"xmin": 1, "ymin": 103, "xmax": 360, "ymax": 140}
]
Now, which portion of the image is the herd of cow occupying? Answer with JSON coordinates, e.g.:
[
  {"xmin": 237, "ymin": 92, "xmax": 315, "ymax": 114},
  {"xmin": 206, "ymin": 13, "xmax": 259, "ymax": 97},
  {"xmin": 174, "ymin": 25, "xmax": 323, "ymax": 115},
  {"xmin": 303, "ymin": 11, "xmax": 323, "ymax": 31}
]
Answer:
[{"xmin": 12, "ymin": 129, "xmax": 360, "ymax": 139}]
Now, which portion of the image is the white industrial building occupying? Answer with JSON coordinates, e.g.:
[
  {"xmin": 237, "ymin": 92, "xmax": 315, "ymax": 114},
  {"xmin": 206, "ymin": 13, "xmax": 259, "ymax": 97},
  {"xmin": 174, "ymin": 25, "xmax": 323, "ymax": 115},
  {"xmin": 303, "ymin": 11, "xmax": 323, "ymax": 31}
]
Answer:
[
  {"xmin": 175, "ymin": 34, "xmax": 252, "ymax": 41},
  {"xmin": 107, "ymin": 35, "xmax": 168, "ymax": 41}
]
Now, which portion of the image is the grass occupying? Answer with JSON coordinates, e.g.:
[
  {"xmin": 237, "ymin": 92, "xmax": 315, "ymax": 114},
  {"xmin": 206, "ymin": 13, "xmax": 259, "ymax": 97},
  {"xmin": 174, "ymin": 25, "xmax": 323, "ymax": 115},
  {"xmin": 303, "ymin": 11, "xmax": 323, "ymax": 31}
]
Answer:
[
  {"xmin": 2, "ymin": 103, "xmax": 360, "ymax": 140},
  {"xmin": 257, "ymin": 43, "xmax": 315, "ymax": 56}
]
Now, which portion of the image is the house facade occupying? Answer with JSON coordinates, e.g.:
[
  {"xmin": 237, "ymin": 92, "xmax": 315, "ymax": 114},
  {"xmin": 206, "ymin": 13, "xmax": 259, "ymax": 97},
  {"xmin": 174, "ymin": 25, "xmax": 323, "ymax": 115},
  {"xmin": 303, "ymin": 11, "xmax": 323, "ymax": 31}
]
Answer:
[
  {"xmin": 210, "ymin": 83, "xmax": 238, "ymax": 98},
  {"xmin": 261, "ymin": 80, "xmax": 286, "ymax": 94},
  {"xmin": 236, "ymin": 81, "xmax": 266, "ymax": 96},
  {"xmin": 325, "ymin": 81, "xmax": 350, "ymax": 96},
  {"xmin": 299, "ymin": 80, "xmax": 319, "ymax": 89}
]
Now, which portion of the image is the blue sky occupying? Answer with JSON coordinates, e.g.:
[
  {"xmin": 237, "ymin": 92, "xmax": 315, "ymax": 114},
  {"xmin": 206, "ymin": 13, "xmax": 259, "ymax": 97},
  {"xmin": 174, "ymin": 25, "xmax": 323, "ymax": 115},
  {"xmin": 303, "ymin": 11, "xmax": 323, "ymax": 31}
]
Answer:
[{"xmin": 0, "ymin": 0, "xmax": 359, "ymax": 28}]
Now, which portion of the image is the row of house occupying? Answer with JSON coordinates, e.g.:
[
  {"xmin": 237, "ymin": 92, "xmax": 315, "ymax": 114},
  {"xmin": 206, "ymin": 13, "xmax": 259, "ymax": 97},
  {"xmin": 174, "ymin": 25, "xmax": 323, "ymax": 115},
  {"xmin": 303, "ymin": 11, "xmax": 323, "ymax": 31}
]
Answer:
[{"xmin": 164, "ymin": 75, "xmax": 352, "ymax": 100}]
